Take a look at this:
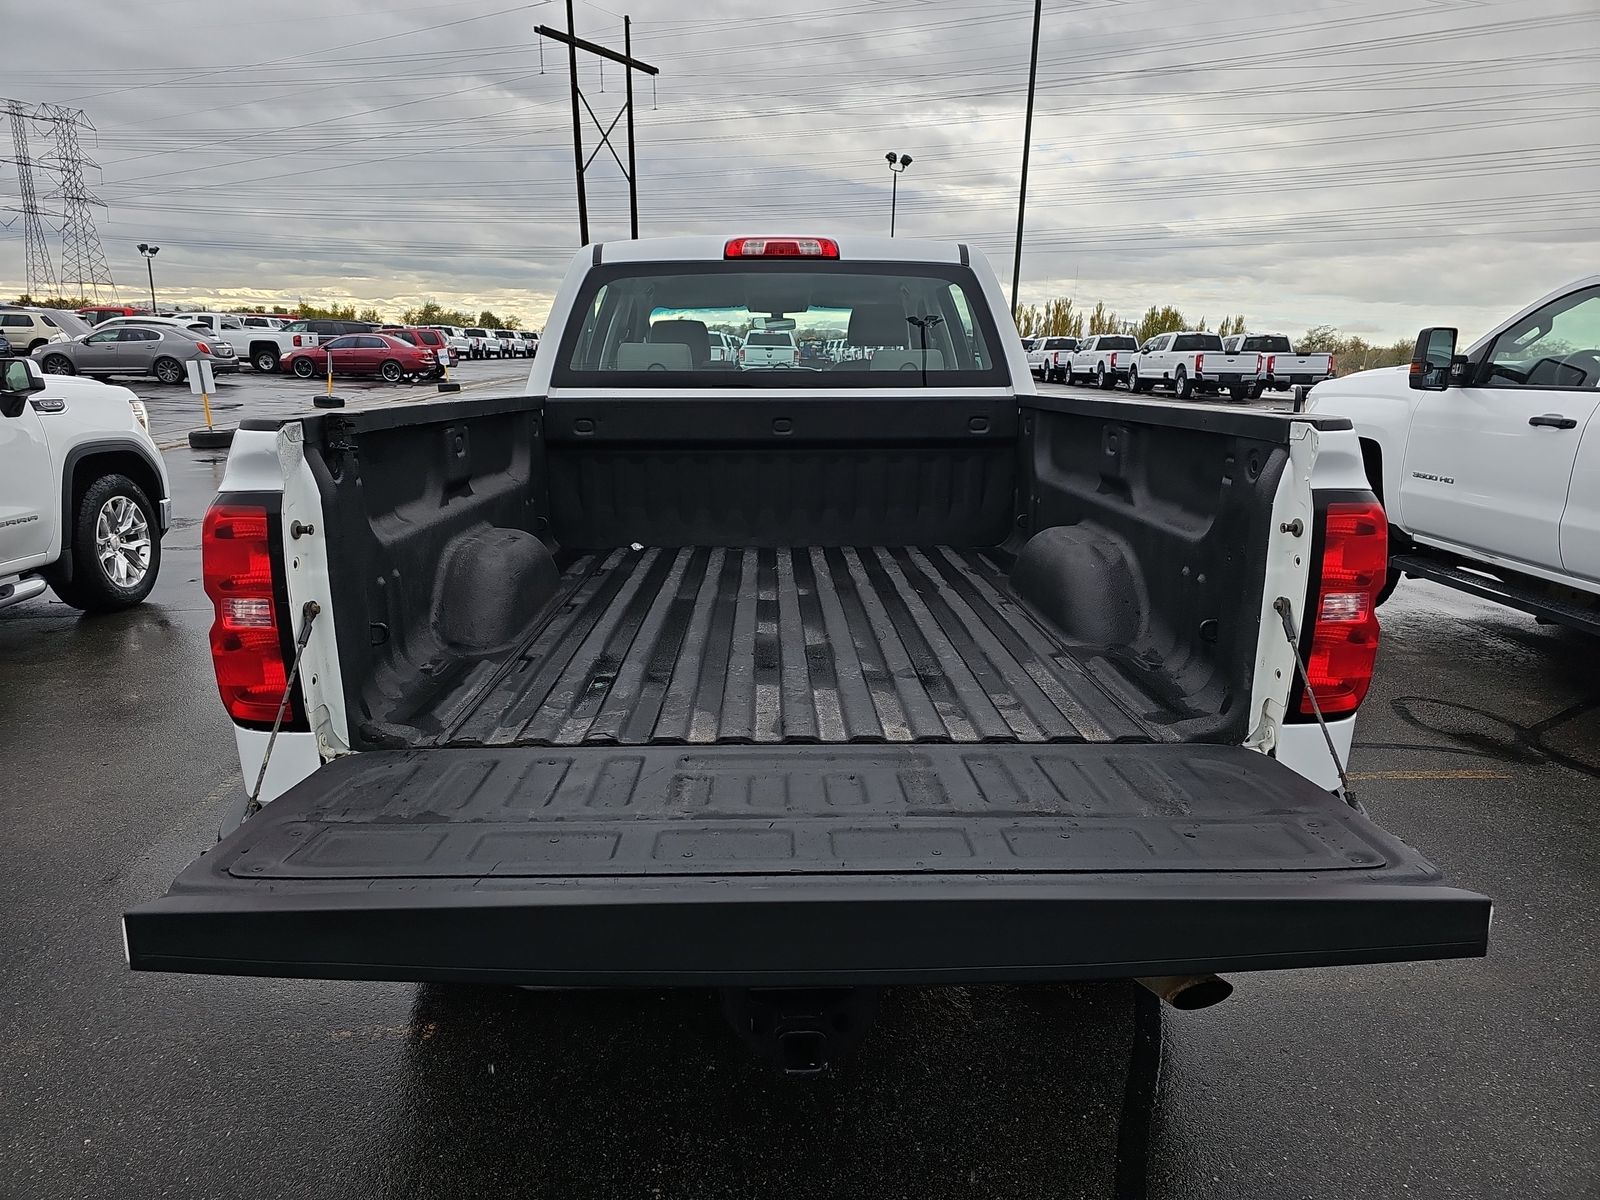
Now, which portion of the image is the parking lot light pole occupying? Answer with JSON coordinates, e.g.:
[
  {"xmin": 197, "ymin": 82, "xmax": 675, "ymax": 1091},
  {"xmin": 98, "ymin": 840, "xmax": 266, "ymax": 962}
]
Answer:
[
  {"xmin": 136, "ymin": 243, "xmax": 159, "ymax": 314},
  {"xmin": 885, "ymin": 152, "xmax": 912, "ymax": 236}
]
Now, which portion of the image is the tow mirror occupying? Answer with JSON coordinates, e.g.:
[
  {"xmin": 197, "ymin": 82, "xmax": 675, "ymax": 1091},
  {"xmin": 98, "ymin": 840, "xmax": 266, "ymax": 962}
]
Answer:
[
  {"xmin": 1409, "ymin": 327, "xmax": 1461, "ymax": 391},
  {"xmin": 1, "ymin": 356, "xmax": 46, "ymax": 417}
]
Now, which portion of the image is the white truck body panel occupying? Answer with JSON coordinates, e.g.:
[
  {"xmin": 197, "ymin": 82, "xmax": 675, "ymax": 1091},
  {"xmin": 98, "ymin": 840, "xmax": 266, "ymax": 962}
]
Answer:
[{"xmin": 1306, "ymin": 275, "xmax": 1600, "ymax": 595}]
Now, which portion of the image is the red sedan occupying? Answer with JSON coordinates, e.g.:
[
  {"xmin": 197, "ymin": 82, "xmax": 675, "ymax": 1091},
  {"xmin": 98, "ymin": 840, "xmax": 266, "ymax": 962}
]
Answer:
[{"xmin": 280, "ymin": 333, "xmax": 439, "ymax": 382}]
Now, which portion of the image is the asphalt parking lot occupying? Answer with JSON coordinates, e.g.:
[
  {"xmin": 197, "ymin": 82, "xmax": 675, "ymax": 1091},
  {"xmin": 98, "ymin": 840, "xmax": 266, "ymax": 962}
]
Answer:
[{"xmin": 1, "ymin": 368, "xmax": 1595, "ymax": 1200}]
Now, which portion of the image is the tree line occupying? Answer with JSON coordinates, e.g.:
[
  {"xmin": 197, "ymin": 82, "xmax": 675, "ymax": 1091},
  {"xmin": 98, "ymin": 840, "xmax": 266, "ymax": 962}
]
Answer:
[{"xmin": 1014, "ymin": 296, "xmax": 1416, "ymax": 371}]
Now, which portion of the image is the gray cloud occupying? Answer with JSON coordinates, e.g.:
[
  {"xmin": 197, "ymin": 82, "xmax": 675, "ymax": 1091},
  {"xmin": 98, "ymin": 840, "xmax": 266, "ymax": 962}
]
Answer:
[{"xmin": 5, "ymin": 0, "xmax": 1597, "ymax": 340}]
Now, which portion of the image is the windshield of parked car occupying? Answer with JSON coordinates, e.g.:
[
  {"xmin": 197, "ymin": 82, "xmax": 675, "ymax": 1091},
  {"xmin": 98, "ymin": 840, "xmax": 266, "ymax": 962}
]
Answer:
[{"xmin": 557, "ymin": 262, "xmax": 1004, "ymax": 386}]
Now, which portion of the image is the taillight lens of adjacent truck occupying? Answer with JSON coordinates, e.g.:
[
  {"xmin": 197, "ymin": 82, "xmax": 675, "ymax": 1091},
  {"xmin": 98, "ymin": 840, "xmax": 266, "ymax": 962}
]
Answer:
[
  {"xmin": 203, "ymin": 502, "xmax": 305, "ymax": 728},
  {"xmin": 1195, "ymin": 353, "xmax": 1205, "ymax": 374},
  {"xmin": 1266, "ymin": 354, "xmax": 1275, "ymax": 376},
  {"xmin": 1328, "ymin": 354, "xmax": 1338, "ymax": 376},
  {"xmin": 1297, "ymin": 500, "xmax": 1387, "ymax": 717},
  {"xmin": 1109, "ymin": 352, "xmax": 1118, "ymax": 368}
]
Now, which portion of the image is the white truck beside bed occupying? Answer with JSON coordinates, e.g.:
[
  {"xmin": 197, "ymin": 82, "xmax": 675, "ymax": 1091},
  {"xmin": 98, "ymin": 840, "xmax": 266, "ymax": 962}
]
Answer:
[
  {"xmin": 0, "ymin": 355, "xmax": 171, "ymax": 612},
  {"xmin": 122, "ymin": 233, "xmax": 1488, "ymax": 1073},
  {"xmin": 1307, "ymin": 275, "xmax": 1600, "ymax": 632}
]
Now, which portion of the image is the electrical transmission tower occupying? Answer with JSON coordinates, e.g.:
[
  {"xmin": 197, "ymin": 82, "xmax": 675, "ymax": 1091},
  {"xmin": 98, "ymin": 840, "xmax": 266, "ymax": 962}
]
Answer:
[
  {"xmin": 38, "ymin": 103, "xmax": 116, "ymax": 302},
  {"xmin": 3, "ymin": 98, "xmax": 59, "ymax": 299}
]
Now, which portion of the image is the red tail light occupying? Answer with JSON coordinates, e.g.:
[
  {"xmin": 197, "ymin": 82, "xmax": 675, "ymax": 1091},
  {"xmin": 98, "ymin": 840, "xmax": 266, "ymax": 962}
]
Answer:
[
  {"xmin": 1329, "ymin": 354, "xmax": 1338, "ymax": 375},
  {"xmin": 725, "ymin": 236, "xmax": 839, "ymax": 258},
  {"xmin": 195, "ymin": 341, "xmax": 211, "ymax": 354},
  {"xmin": 1110, "ymin": 352, "xmax": 1118, "ymax": 368},
  {"xmin": 1256, "ymin": 353, "xmax": 1263, "ymax": 373},
  {"xmin": 1195, "ymin": 353, "xmax": 1205, "ymax": 373},
  {"xmin": 1299, "ymin": 501, "xmax": 1387, "ymax": 716},
  {"xmin": 293, "ymin": 335, "xmax": 303, "ymax": 347},
  {"xmin": 203, "ymin": 503, "xmax": 302, "ymax": 727},
  {"xmin": 1266, "ymin": 354, "xmax": 1275, "ymax": 375}
]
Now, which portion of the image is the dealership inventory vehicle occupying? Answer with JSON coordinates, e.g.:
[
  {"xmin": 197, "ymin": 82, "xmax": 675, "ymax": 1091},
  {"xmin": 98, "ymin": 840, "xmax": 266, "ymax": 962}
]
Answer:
[
  {"xmin": 462, "ymin": 327, "xmax": 497, "ymax": 359},
  {"xmin": 1130, "ymin": 332, "xmax": 1261, "ymax": 401},
  {"xmin": 173, "ymin": 311, "xmax": 307, "ymax": 373},
  {"xmin": 278, "ymin": 318, "xmax": 380, "ymax": 347},
  {"xmin": 517, "ymin": 330, "xmax": 540, "ymax": 357},
  {"xmin": 0, "ymin": 355, "xmax": 170, "ymax": 612},
  {"xmin": 739, "ymin": 327, "xmax": 798, "ymax": 367},
  {"xmin": 125, "ymin": 234, "xmax": 1489, "ymax": 1071},
  {"xmin": 1224, "ymin": 334, "xmax": 1336, "ymax": 400},
  {"xmin": 280, "ymin": 332, "xmax": 439, "ymax": 382},
  {"xmin": 1027, "ymin": 336, "xmax": 1079, "ymax": 383},
  {"xmin": 0, "ymin": 307, "xmax": 71, "ymax": 355},
  {"xmin": 35, "ymin": 323, "xmax": 237, "ymax": 384},
  {"xmin": 492, "ymin": 329, "xmax": 522, "ymax": 357},
  {"xmin": 1066, "ymin": 334, "xmax": 1139, "ymax": 388},
  {"xmin": 1307, "ymin": 277, "xmax": 1600, "ymax": 631}
]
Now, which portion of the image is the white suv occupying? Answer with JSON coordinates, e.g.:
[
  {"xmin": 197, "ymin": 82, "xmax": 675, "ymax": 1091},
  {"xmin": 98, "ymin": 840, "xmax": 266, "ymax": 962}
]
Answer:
[
  {"xmin": 0, "ymin": 355, "xmax": 171, "ymax": 612},
  {"xmin": 0, "ymin": 309, "xmax": 70, "ymax": 355}
]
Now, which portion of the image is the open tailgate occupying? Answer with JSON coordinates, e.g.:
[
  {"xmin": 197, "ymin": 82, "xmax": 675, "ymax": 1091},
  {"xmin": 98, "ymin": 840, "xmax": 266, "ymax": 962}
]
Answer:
[{"xmin": 125, "ymin": 745, "xmax": 1489, "ymax": 986}]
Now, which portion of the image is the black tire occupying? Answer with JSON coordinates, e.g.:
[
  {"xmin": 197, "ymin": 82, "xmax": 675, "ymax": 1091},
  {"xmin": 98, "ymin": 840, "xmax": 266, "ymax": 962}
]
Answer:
[
  {"xmin": 252, "ymin": 346, "xmax": 279, "ymax": 372},
  {"xmin": 1129, "ymin": 368, "xmax": 1143, "ymax": 394},
  {"xmin": 1229, "ymin": 386, "xmax": 1249, "ymax": 402},
  {"xmin": 1376, "ymin": 564, "xmax": 1403, "ymax": 608},
  {"xmin": 48, "ymin": 474, "xmax": 161, "ymax": 613},
  {"xmin": 1095, "ymin": 364, "xmax": 1107, "ymax": 389},
  {"xmin": 41, "ymin": 353, "xmax": 75, "ymax": 375},
  {"xmin": 379, "ymin": 359, "xmax": 403, "ymax": 383},
  {"xmin": 1175, "ymin": 367, "xmax": 1194, "ymax": 400},
  {"xmin": 153, "ymin": 356, "xmax": 184, "ymax": 386},
  {"xmin": 291, "ymin": 356, "xmax": 317, "ymax": 379},
  {"xmin": 1250, "ymin": 383, "xmax": 1266, "ymax": 400}
]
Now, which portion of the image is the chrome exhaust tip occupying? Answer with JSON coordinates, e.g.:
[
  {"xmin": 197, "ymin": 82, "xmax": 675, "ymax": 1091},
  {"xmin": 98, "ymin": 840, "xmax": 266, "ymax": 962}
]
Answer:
[{"xmin": 1136, "ymin": 974, "xmax": 1233, "ymax": 1010}]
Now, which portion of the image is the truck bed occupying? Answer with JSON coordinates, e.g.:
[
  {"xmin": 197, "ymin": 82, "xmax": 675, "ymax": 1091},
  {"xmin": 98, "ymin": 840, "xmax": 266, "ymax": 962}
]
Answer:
[{"xmin": 430, "ymin": 545, "xmax": 1169, "ymax": 748}]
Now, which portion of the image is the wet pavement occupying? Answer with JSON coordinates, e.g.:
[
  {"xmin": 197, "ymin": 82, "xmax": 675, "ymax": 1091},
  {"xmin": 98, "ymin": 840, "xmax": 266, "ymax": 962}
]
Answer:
[{"xmin": 0, "ymin": 373, "xmax": 1595, "ymax": 1199}]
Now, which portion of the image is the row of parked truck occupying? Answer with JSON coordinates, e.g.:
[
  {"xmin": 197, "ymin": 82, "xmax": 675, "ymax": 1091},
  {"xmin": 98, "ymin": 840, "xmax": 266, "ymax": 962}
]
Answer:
[{"xmin": 1024, "ymin": 331, "xmax": 1336, "ymax": 400}]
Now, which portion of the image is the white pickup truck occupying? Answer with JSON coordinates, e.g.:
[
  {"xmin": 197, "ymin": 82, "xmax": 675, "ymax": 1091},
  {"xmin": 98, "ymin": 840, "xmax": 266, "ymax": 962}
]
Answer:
[
  {"xmin": 1026, "ymin": 336, "xmax": 1079, "ymax": 383},
  {"xmin": 1308, "ymin": 276, "xmax": 1600, "ymax": 631},
  {"xmin": 1129, "ymin": 332, "xmax": 1262, "ymax": 400},
  {"xmin": 174, "ymin": 311, "xmax": 314, "ymax": 374},
  {"xmin": 1224, "ymin": 334, "xmax": 1336, "ymax": 400},
  {"xmin": 1065, "ymin": 333, "xmax": 1140, "ymax": 388},
  {"xmin": 122, "ymin": 233, "xmax": 1488, "ymax": 1072},
  {"xmin": 0, "ymin": 355, "xmax": 171, "ymax": 612}
]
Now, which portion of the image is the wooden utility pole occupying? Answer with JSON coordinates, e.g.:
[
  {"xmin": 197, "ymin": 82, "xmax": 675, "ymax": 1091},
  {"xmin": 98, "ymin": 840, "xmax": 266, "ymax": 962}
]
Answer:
[{"xmin": 537, "ymin": 9, "xmax": 659, "ymax": 244}]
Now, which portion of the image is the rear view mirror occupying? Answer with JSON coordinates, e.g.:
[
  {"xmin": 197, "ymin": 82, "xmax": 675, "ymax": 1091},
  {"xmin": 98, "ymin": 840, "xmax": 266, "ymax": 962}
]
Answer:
[{"xmin": 1408, "ymin": 327, "xmax": 1458, "ymax": 390}]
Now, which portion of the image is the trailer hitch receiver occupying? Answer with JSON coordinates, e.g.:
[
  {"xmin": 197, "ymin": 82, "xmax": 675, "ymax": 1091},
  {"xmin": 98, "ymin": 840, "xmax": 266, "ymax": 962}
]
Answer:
[{"xmin": 722, "ymin": 987, "xmax": 881, "ymax": 1076}]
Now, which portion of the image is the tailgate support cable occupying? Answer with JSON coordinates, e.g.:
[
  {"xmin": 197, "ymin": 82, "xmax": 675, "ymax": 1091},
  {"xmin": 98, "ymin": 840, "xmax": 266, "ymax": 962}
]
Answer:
[
  {"xmin": 245, "ymin": 600, "xmax": 321, "ymax": 819},
  {"xmin": 1272, "ymin": 596, "xmax": 1357, "ymax": 809}
]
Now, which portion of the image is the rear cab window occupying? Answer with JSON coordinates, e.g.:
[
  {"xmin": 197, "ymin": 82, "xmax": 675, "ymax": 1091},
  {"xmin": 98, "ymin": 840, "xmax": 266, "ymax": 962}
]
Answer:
[
  {"xmin": 1174, "ymin": 333, "xmax": 1225, "ymax": 352},
  {"xmin": 556, "ymin": 260, "xmax": 1005, "ymax": 387}
]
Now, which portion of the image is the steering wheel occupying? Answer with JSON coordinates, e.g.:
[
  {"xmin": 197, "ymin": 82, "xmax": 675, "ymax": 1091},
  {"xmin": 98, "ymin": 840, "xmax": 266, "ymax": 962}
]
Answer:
[{"xmin": 1556, "ymin": 351, "xmax": 1600, "ymax": 388}]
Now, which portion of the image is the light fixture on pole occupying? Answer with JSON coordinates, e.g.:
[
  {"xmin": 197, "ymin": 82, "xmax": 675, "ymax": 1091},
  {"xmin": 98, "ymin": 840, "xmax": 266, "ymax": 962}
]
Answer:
[
  {"xmin": 136, "ymin": 243, "xmax": 159, "ymax": 314},
  {"xmin": 885, "ymin": 152, "xmax": 912, "ymax": 237}
]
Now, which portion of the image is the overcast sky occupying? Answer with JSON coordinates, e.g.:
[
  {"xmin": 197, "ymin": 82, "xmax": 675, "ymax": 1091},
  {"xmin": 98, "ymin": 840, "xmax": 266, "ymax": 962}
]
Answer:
[{"xmin": 6, "ymin": 0, "xmax": 1598, "ymax": 341}]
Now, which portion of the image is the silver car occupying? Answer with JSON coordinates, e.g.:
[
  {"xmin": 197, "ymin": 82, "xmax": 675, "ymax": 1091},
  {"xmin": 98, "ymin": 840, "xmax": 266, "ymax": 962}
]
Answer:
[{"xmin": 32, "ymin": 322, "xmax": 238, "ymax": 385}]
